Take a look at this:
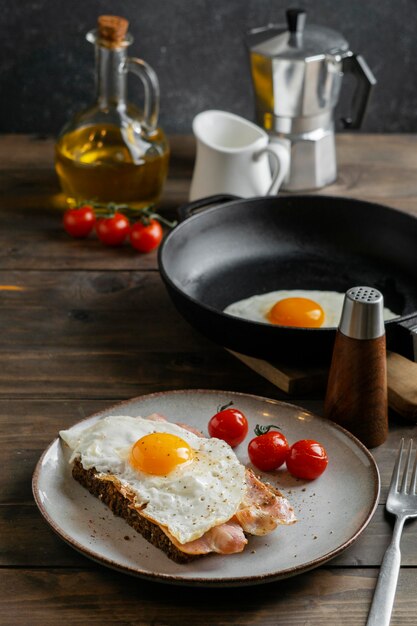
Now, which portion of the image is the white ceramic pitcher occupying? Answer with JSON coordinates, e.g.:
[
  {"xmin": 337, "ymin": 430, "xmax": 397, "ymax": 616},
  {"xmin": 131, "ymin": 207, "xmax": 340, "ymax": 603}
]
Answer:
[{"xmin": 189, "ymin": 110, "xmax": 290, "ymax": 200}]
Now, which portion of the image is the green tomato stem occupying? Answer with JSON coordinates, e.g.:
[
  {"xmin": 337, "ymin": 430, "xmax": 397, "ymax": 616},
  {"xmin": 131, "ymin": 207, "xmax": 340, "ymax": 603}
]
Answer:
[
  {"xmin": 74, "ymin": 200, "xmax": 177, "ymax": 228},
  {"xmin": 254, "ymin": 424, "xmax": 282, "ymax": 437}
]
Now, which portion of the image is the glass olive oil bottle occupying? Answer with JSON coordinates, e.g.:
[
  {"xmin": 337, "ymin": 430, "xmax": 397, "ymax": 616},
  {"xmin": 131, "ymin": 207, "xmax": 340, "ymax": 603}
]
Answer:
[{"xmin": 55, "ymin": 15, "xmax": 169, "ymax": 209}]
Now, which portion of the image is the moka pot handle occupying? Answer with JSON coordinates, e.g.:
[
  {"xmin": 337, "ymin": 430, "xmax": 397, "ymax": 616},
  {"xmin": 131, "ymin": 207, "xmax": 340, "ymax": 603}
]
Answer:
[{"xmin": 340, "ymin": 52, "xmax": 377, "ymax": 130}]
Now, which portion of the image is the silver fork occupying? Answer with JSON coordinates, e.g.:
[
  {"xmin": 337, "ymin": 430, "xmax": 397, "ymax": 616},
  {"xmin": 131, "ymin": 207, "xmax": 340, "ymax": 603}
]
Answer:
[{"xmin": 367, "ymin": 439, "xmax": 417, "ymax": 626}]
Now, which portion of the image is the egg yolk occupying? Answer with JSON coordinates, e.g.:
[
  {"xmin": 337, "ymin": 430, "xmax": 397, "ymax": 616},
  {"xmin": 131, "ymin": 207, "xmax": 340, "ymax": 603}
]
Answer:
[
  {"xmin": 267, "ymin": 297, "xmax": 325, "ymax": 328},
  {"xmin": 130, "ymin": 432, "xmax": 194, "ymax": 475}
]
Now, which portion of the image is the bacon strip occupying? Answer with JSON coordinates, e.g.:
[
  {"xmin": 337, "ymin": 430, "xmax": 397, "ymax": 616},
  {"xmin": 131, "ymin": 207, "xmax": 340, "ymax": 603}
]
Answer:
[
  {"xmin": 175, "ymin": 422, "xmax": 206, "ymax": 437},
  {"xmin": 161, "ymin": 520, "xmax": 248, "ymax": 555},
  {"xmin": 234, "ymin": 469, "xmax": 296, "ymax": 536},
  {"xmin": 145, "ymin": 412, "xmax": 206, "ymax": 438},
  {"xmin": 145, "ymin": 412, "xmax": 169, "ymax": 423}
]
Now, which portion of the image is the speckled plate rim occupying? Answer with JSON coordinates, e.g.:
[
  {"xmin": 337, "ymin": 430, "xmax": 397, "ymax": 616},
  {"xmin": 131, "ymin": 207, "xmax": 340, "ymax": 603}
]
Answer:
[{"xmin": 32, "ymin": 389, "xmax": 380, "ymax": 587}]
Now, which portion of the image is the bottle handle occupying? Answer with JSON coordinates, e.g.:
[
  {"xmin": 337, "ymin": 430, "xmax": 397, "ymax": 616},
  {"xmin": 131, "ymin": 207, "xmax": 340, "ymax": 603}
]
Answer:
[
  {"xmin": 125, "ymin": 57, "xmax": 160, "ymax": 132},
  {"xmin": 340, "ymin": 52, "xmax": 376, "ymax": 129}
]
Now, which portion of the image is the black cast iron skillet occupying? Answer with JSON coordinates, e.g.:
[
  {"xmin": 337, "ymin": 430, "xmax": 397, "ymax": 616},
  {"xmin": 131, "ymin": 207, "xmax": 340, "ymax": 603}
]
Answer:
[{"xmin": 158, "ymin": 195, "xmax": 417, "ymax": 365}]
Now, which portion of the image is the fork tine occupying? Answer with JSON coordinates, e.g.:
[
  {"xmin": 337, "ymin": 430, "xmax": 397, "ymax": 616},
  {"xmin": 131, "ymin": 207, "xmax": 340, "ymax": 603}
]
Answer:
[
  {"xmin": 400, "ymin": 439, "xmax": 413, "ymax": 493},
  {"xmin": 390, "ymin": 438, "xmax": 404, "ymax": 494},
  {"xmin": 411, "ymin": 441, "xmax": 417, "ymax": 494}
]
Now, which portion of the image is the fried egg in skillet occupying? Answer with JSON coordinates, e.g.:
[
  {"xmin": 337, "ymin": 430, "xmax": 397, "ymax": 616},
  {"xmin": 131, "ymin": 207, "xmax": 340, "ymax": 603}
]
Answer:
[{"xmin": 224, "ymin": 289, "xmax": 399, "ymax": 328}]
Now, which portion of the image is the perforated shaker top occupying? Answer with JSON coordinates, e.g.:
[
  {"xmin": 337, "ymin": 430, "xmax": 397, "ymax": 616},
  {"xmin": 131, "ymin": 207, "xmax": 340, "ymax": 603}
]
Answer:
[{"xmin": 339, "ymin": 286, "xmax": 385, "ymax": 339}]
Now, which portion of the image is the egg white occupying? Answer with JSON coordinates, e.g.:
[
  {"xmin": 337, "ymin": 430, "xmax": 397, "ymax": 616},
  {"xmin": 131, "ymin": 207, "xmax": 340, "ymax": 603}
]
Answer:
[
  {"xmin": 60, "ymin": 415, "xmax": 246, "ymax": 545},
  {"xmin": 224, "ymin": 289, "xmax": 399, "ymax": 328}
]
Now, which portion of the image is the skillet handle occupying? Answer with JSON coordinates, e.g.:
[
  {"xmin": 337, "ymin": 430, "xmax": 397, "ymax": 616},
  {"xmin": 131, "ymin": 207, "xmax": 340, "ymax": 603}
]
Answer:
[
  {"xmin": 178, "ymin": 194, "xmax": 240, "ymax": 222},
  {"xmin": 388, "ymin": 315, "xmax": 417, "ymax": 362}
]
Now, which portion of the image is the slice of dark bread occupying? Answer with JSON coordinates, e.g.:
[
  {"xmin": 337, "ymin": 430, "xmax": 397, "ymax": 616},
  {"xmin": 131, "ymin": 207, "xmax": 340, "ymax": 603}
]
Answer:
[{"xmin": 72, "ymin": 458, "xmax": 199, "ymax": 564}]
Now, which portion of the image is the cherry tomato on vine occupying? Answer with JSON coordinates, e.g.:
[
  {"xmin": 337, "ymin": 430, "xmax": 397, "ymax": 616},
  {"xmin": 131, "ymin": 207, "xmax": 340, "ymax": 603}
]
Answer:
[
  {"xmin": 63, "ymin": 205, "xmax": 96, "ymax": 238},
  {"xmin": 130, "ymin": 219, "xmax": 163, "ymax": 253},
  {"xmin": 286, "ymin": 439, "xmax": 328, "ymax": 480},
  {"xmin": 247, "ymin": 425, "xmax": 289, "ymax": 471},
  {"xmin": 208, "ymin": 403, "xmax": 248, "ymax": 447},
  {"xmin": 96, "ymin": 212, "xmax": 130, "ymax": 246}
]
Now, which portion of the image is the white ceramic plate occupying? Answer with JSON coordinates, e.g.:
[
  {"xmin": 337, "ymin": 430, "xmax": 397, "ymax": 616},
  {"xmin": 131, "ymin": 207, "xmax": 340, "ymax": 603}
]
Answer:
[{"xmin": 32, "ymin": 389, "xmax": 380, "ymax": 587}]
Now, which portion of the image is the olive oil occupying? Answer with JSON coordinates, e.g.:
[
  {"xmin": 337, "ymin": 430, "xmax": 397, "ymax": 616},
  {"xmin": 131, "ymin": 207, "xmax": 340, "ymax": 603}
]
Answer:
[
  {"xmin": 55, "ymin": 15, "xmax": 169, "ymax": 209},
  {"xmin": 55, "ymin": 124, "xmax": 169, "ymax": 208}
]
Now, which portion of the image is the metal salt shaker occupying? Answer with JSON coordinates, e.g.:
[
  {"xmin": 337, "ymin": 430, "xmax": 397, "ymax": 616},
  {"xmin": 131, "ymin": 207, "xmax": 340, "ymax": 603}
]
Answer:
[{"xmin": 324, "ymin": 287, "xmax": 388, "ymax": 447}]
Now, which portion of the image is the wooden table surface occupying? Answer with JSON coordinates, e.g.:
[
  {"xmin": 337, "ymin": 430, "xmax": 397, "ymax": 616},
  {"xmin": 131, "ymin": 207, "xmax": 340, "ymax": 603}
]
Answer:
[{"xmin": 2, "ymin": 134, "xmax": 417, "ymax": 625}]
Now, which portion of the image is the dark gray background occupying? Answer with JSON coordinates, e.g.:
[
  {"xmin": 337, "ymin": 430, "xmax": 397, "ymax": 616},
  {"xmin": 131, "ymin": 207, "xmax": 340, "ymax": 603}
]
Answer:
[{"xmin": 1, "ymin": 0, "xmax": 414, "ymax": 135}]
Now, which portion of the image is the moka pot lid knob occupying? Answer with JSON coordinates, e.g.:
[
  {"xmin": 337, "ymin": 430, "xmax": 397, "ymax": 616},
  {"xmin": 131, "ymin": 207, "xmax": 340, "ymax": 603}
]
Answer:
[{"xmin": 247, "ymin": 8, "xmax": 349, "ymax": 61}]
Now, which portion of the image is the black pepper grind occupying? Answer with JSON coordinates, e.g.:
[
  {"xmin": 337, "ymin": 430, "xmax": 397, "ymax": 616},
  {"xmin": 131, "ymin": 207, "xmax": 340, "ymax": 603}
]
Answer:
[{"xmin": 324, "ymin": 286, "xmax": 388, "ymax": 448}]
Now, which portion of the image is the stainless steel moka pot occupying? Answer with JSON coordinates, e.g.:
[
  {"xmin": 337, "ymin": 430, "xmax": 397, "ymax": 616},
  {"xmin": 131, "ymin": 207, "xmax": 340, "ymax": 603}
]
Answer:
[{"xmin": 247, "ymin": 8, "xmax": 376, "ymax": 191}]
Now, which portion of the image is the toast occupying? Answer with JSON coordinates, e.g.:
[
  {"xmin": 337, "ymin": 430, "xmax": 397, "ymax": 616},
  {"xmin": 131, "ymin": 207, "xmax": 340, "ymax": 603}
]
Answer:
[
  {"xmin": 72, "ymin": 458, "xmax": 197, "ymax": 563},
  {"xmin": 62, "ymin": 414, "xmax": 296, "ymax": 562}
]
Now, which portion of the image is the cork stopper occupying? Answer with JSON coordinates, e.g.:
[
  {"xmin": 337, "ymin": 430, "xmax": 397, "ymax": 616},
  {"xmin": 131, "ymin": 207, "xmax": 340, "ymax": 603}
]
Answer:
[{"xmin": 97, "ymin": 15, "xmax": 129, "ymax": 48}]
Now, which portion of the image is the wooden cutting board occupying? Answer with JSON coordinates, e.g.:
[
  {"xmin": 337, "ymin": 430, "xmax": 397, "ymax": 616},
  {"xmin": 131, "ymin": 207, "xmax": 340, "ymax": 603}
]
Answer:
[{"xmin": 230, "ymin": 349, "xmax": 417, "ymax": 422}]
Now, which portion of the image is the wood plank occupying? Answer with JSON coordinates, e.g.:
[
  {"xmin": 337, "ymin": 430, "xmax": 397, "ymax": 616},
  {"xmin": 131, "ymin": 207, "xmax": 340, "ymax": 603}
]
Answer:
[
  {"xmin": 0, "ymin": 270, "xmax": 198, "ymax": 349},
  {"xmin": 0, "ymin": 267, "xmax": 293, "ymax": 400},
  {"xmin": 0, "ymin": 399, "xmax": 113, "ymax": 503},
  {"xmin": 0, "ymin": 348, "xmax": 292, "ymax": 400},
  {"xmin": 2, "ymin": 502, "xmax": 417, "ymax": 568},
  {"xmin": 387, "ymin": 351, "xmax": 417, "ymax": 420},
  {"xmin": 230, "ymin": 350, "xmax": 417, "ymax": 422},
  {"xmin": 0, "ymin": 208, "xmax": 163, "ymax": 271},
  {"xmin": 0, "ymin": 170, "xmax": 189, "ymax": 215},
  {"xmin": 0, "ymin": 504, "xmax": 91, "ymax": 568},
  {"xmin": 1, "ymin": 568, "xmax": 417, "ymax": 625},
  {"xmin": 229, "ymin": 350, "xmax": 329, "ymax": 394}
]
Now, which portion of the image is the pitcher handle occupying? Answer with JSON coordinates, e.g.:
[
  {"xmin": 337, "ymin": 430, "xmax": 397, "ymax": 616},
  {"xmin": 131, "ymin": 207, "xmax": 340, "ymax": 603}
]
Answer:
[
  {"xmin": 124, "ymin": 57, "xmax": 160, "ymax": 132},
  {"xmin": 254, "ymin": 142, "xmax": 290, "ymax": 195},
  {"xmin": 340, "ymin": 53, "xmax": 377, "ymax": 129}
]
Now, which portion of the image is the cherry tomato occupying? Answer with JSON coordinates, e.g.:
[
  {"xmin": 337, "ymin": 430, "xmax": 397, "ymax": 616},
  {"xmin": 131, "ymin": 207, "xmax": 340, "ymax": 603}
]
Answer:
[
  {"xmin": 130, "ymin": 219, "xmax": 163, "ymax": 253},
  {"xmin": 96, "ymin": 212, "xmax": 130, "ymax": 246},
  {"xmin": 63, "ymin": 205, "xmax": 96, "ymax": 238},
  {"xmin": 208, "ymin": 404, "xmax": 248, "ymax": 447},
  {"xmin": 248, "ymin": 427, "xmax": 289, "ymax": 471},
  {"xmin": 286, "ymin": 439, "xmax": 328, "ymax": 480}
]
